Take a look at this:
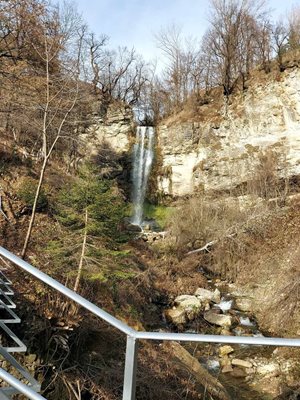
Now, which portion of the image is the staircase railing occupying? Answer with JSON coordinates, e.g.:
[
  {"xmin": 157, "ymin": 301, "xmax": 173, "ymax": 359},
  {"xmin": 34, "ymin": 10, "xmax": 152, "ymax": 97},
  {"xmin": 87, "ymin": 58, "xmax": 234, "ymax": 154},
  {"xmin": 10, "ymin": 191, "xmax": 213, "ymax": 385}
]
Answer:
[{"xmin": 0, "ymin": 245, "xmax": 300, "ymax": 400}]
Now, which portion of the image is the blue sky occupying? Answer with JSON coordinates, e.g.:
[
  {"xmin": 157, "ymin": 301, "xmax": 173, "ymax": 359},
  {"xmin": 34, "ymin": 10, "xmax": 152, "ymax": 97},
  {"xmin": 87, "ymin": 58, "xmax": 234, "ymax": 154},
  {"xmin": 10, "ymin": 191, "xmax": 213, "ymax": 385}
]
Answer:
[{"xmin": 70, "ymin": 0, "xmax": 300, "ymax": 62}]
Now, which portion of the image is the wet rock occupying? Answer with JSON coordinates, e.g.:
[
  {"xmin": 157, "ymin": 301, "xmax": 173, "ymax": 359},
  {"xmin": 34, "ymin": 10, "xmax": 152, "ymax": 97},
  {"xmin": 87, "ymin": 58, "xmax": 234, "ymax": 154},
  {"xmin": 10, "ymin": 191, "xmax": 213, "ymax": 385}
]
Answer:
[
  {"xmin": 204, "ymin": 311, "xmax": 232, "ymax": 327},
  {"xmin": 165, "ymin": 308, "xmax": 187, "ymax": 325},
  {"xmin": 141, "ymin": 231, "xmax": 166, "ymax": 242},
  {"xmin": 125, "ymin": 222, "xmax": 142, "ymax": 232},
  {"xmin": 232, "ymin": 359, "xmax": 253, "ymax": 369},
  {"xmin": 234, "ymin": 297, "xmax": 253, "ymax": 312},
  {"xmin": 219, "ymin": 345, "xmax": 234, "ymax": 357},
  {"xmin": 195, "ymin": 288, "xmax": 221, "ymax": 303}
]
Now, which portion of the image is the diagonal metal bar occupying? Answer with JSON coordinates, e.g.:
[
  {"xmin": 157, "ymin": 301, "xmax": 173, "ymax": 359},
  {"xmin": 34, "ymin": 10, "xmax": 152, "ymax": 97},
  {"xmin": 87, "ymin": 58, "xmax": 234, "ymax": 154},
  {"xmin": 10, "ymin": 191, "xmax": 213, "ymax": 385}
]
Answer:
[
  {"xmin": 0, "ymin": 246, "xmax": 135, "ymax": 336},
  {"xmin": 0, "ymin": 321, "xmax": 27, "ymax": 352},
  {"xmin": 0, "ymin": 271, "xmax": 12, "ymax": 286},
  {"xmin": 0, "ymin": 347, "xmax": 40, "ymax": 396},
  {"xmin": 0, "ymin": 368, "xmax": 45, "ymax": 400},
  {"xmin": 0, "ymin": 289, "xmax": 16, "ymax": 309},
  {"xmin": 0, "ymin": 280, "xmax": 14, "ymax": 296},
  {"xmin": 0, "ymin": 301, "xmax": 20, "ymax": 324}
]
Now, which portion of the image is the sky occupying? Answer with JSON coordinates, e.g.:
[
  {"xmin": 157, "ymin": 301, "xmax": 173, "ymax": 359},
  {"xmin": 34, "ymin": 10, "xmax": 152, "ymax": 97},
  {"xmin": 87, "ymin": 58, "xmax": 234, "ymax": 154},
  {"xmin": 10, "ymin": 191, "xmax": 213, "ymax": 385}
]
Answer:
[{"xmin": 69, "ymin": 0, "xmax": 300, "ymax": 63}]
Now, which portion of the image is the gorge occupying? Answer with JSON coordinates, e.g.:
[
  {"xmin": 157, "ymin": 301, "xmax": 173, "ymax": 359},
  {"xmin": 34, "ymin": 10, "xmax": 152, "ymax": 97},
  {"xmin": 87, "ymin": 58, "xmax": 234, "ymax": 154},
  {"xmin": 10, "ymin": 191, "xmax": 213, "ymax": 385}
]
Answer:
[{"xmin": 1, "ymin": 0, "xmax": 300, "ymax": 399}]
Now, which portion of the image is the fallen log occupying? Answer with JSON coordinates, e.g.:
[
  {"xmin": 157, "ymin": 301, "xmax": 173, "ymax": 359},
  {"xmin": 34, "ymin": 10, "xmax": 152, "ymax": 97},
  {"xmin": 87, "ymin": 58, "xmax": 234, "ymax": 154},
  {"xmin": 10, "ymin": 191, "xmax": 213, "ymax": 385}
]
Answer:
[
  {"xmin": 164, "ymin": 341, "xmax": 231, "ymax": 400},
  {"xmin": 186, "ymin": 240, "xmax": 217, "ymax": 256}
]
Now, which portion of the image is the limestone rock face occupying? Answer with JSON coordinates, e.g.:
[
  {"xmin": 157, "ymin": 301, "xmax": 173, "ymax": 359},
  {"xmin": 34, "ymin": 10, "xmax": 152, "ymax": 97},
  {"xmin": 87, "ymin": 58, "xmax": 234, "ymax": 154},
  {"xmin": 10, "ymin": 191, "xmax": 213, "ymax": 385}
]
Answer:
[
  {"xmin": 157, "ymin": 68, "xmax": 300, "ymax": 196},
  {"xmin": 81, "ymin": 104, "xmax": 134, "ymax": 158}
]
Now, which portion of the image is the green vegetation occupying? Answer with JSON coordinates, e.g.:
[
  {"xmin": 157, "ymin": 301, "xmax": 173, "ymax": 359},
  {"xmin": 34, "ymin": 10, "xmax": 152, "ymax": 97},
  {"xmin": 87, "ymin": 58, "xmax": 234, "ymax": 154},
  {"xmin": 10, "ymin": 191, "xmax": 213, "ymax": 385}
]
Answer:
[
  {"xmin": 56, "ymin": 165, "xmax": 128, "ymax": 242},
  {"xmin": 17, "ymin": 177, "xmax": 48, "ymax": 211},
  {"xmin": 46, "ymin": 165, "xmax": 134, "ymax": 285},
  {"xmin": 143, "ymin": 202, "xmax": 174, "ymax": 229}
]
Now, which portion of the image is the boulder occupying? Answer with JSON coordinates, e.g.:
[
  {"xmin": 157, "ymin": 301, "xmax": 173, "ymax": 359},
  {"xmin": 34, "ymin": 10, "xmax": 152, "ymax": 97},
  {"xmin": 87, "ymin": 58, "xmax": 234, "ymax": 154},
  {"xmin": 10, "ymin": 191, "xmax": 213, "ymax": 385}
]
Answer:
[
  {"xmin": 124, "ymin": 222, "xmax": 142, "ymax": 233},
  {"xmin": 195, "ymin": 288, "xmax": 221, "ymax": 303},
  {"xmin": 220, "ymin": 355, "xmax": 231, "ymax": 367},
  {"xmin": 219, "ymin": 345, "xmax": 234, "ymax": 357},
  {"xmin": 232, "ymin": 359, "xmax": 253, "ymax": 369},
  {"xmin": 165, "ymin": 308, "xmax": 187, "ymax": 325},
  {"xmin": 234, "ymin": 297, "xmax": 253, "ymax": 312},
  {"xmin": 174, "ymin": 295, "xmax": 202, "ymax": 320},
  {"xmin": 204, "ymin": 311, "xmax": 232, "ymax": 328},
  {"xmin": 222, "ymin": 365, "xmax": 233, "ymax": 373}
]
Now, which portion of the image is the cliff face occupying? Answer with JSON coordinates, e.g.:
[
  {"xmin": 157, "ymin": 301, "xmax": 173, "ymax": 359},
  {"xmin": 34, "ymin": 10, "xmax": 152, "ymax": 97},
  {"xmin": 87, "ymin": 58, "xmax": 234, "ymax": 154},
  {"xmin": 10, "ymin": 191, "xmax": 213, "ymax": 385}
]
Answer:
[
  {"xmin": 82, "ymin": 104, "xmax": 134, "ymax": 156},
  {"xmin": 158, "ymin": 68, "xmax": 300, "ymax": 196},
  {"xmin": 80, "ymin": 104, "xmax": 134, "ymax": 186}
]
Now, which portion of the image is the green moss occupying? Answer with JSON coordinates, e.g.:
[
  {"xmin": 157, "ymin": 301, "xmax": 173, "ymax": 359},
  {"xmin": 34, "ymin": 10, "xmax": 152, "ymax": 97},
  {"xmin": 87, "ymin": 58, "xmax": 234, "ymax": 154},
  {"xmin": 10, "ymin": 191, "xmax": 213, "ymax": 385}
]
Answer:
[{"xmin": 143, "ymin": 202, "xmax": 174, "ymax": 229}]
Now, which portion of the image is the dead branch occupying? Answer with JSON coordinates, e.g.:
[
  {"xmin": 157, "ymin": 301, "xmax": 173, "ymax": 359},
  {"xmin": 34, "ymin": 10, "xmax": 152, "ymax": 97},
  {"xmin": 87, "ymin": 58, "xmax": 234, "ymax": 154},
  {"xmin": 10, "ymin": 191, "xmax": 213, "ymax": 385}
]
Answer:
[{"xmin": 164, "ymin": 341, "xmax": 231, "ymax": 400}]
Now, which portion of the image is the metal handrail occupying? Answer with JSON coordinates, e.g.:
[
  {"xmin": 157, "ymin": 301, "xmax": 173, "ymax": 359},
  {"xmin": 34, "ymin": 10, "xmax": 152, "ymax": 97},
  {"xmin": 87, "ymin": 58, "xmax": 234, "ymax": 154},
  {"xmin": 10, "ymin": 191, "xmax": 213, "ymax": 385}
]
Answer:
[
  {"xmin": 0, "ymin": 368, "xmax": 45, "ymax": 400},
  {"xmin": 1, "ymin": 245, "xmax": 300, "ymax": 400}
]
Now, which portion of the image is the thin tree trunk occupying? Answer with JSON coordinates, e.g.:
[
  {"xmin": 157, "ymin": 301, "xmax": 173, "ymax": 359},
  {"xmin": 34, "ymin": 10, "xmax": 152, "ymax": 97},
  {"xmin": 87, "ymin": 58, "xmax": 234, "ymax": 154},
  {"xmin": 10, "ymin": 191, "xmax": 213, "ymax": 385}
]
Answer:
[
  {"xmin": 73, "ymin": 208, "xmax": 88, "ymax": 293},
  {"xmin": 21, "ymin": 159, "xmax": 47, "ymax": 259}
]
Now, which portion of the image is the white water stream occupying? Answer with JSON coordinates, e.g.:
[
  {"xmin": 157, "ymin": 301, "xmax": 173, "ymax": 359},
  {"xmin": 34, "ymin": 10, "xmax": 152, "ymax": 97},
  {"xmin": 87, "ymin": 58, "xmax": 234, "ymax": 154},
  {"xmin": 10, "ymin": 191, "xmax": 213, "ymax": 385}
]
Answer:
[{"xmin": 131, "ymin": 126, "xmax": 155, "ymax": 226}]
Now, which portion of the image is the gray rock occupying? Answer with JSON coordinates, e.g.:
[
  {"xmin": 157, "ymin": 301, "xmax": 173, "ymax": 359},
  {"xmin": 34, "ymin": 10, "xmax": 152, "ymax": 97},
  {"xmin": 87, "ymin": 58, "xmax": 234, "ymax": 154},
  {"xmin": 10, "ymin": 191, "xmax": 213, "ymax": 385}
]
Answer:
[
  {"xmin": 195, "ymin": 288, "xmax": 221, "ymax": 303},
  {"xmin": 174, "ymin": 295, "xmax": 202, "ymax": 320},
  {"xmin": 232, "ymin": 359, "xmax": 253, "ymax": 369},
  {"xmin": 165, "ymin": 308, "xmax": 187, "ymax": 325},
  {"xmin": 204, "ymin": 311, "xmax": 232, "ymax": 327}
]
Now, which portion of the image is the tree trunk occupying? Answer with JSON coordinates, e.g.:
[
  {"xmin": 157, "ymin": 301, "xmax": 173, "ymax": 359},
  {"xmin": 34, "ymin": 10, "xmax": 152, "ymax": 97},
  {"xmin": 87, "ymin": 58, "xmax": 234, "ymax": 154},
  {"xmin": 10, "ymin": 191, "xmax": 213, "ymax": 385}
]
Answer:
[
  {"xmin": 164, "ymin": 341, "xmax": 231, "ymax": 400},
  {"xmin": 21, "ymin": 159, "xmax": 47, "ymax": 259},
  {"xmin": 73, "ymin": 208, "xmax": 88, "ymax": 293}
]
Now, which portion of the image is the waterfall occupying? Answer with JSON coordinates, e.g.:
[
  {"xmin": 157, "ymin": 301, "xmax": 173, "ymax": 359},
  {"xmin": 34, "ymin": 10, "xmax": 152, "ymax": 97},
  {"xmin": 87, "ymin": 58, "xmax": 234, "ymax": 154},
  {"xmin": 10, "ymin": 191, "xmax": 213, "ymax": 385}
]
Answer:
[{"xmin": 131, "ymin": 126, "xmax": 155, "ymax": 226}]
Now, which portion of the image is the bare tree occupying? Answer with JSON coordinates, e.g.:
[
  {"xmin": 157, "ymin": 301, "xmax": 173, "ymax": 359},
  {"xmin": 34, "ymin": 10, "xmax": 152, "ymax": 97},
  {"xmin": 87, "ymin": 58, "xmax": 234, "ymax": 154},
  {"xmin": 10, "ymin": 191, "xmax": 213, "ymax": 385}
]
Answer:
[
  {"xmin": 255, "ymin": 17, "xmax": 272, "ymax": 73},
  {"xmin": 205, "ymin": 0, "xmax": 268, "ymax": 97},
  {"xmin": 21, "ymin": 3, "xmax": 84, "ymax": 258},
  {"xmin": 155, "ymin": 24, "xmax": 204, "ymax": 110},
  {"xmin": 287, "ymin": 5, "xmax": 300, "ymax": 50},
  {"xmin": 272, "ymin": 20, "xmax": 289, "ymax": 71},
  {"xmin": 85, "ymin": 33, "xmax": 149, "ymax": 114}
]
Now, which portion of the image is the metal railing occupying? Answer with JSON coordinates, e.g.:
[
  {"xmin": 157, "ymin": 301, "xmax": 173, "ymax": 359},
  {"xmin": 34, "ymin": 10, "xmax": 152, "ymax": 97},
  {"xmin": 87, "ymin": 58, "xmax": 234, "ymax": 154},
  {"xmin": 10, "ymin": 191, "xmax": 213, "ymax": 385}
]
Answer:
[{"xmin": 1, "ymin": 245, "xmax": 300, "ymax": 399}]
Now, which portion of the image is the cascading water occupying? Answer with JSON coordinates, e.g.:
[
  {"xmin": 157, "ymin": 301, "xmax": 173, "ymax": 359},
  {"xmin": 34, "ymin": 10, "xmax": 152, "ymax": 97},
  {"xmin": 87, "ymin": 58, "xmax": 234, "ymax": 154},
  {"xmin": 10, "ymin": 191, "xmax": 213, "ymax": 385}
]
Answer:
[{"xmin": 131, "ymin": 126, "xmax": 155, "ymax": 226}]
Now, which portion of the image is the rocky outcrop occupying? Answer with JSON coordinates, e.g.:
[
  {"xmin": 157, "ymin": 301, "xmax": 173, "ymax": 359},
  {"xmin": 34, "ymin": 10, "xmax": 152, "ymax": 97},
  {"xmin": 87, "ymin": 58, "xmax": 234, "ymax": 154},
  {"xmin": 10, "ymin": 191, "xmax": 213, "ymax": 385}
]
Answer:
[
  {"xmin": 78, "ymin": 104, "xmax": 134, "ymax": 188},
  {"xmin": 82, "ymin": 104, "xmax": 134, "ymax": 157},
  {"xmin": 157, "ymin": 68, "xmax": 300, "ymax": 196}
]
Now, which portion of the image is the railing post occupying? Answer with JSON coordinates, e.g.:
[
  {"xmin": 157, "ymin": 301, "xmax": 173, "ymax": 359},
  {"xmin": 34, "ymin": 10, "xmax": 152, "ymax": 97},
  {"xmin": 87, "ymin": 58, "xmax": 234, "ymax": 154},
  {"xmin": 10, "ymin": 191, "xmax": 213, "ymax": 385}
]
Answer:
[{"xmin": 122, "ymin": 335, "xmax": 138, "ymax": 400}]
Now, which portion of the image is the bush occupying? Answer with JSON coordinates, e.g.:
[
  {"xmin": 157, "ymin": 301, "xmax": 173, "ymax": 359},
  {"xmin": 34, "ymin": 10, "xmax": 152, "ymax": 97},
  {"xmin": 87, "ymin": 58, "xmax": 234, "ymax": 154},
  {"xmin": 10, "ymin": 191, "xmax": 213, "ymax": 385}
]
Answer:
[{"xmin": 17, "ymin": 177, "xmax": 48, "ymax": 211}]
